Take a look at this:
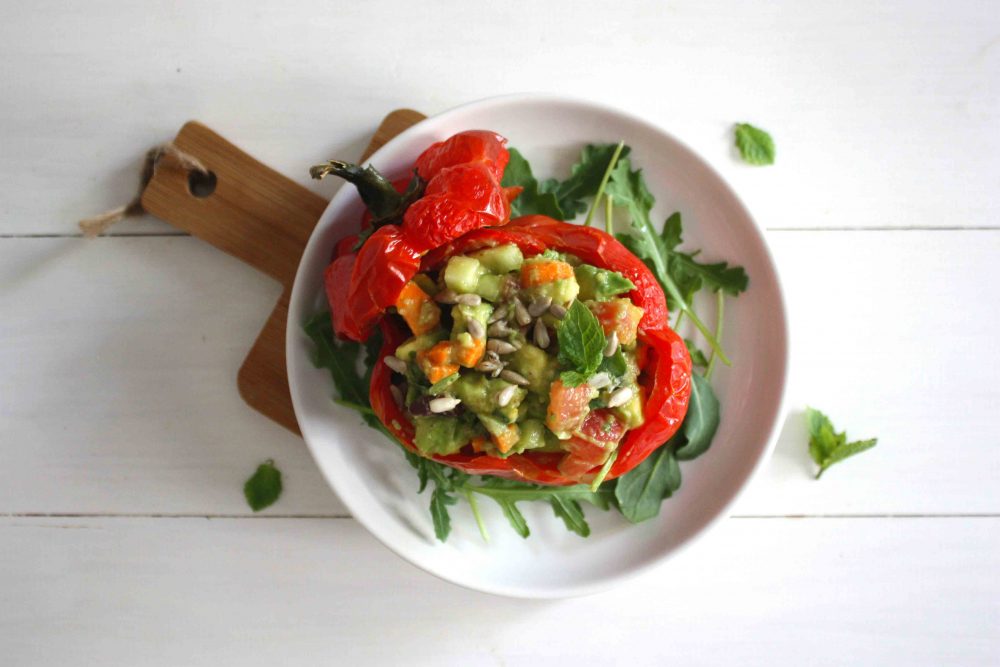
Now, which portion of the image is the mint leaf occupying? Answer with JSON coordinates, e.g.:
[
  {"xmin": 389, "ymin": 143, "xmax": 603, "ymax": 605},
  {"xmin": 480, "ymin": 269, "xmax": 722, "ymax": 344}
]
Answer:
[
  {"xmin": 243, "ymin": 459, "xmax": 283, "ymax": 512},
  {"xmin": 613, "ymin": 444, "xmax": 682, "ymax": 523},
  {"xmin": 674, "ymin": 374, "xmax": 721, "ymax": 461},
  {"xmin": 598, "ymin": 348, "xmax": 628, "ymax": 379},
  {"xmin": 734, "ymin": 123, "xmax": 775, "ymax": 166},
  {"xmin": 557, "ymin": 300, "xmax": 606, "ymax": 385},
  {"xmin": 544, "ymin": 143, "xmax": 632, "ymax": 217},
  {"xmin": 501, "ymin": 148, "xmax": 565, "ymax": 219},
  {"xmin": 806, "ymin": 407, "xmax": 878, "ymax": 479}
]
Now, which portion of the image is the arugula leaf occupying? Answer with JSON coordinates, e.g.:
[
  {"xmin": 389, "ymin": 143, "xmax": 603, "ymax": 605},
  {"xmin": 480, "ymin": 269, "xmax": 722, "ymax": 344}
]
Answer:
[
  {"xmin": 303, "ymin": 312, "xmax": 367, "ymax": 407},
  {"xmin": 660, "ymin": 212, "xmax": 749, "ymax": 301},
  {"xmin": 501, "ymin": 148, "xmax": 565, "ymax": 219},
  {"xmin": 674, "ymin": 374, "xmax": 721, "ymax": 461},
  {"xmin": 550, "ymin": 497, "xmax": 590, "ymax": 537},
  {"xmin": 430, "ymin": 486, "xmax": 457, "ymax": 541},
  {"xmin": 557, "ymin": 300, "xmax": 606, "ymax": 385},
  {"xmin": 806, "ymin": 407, "xmax": 877, "ymax": 479},
  {"xmin": 684, "ymin": 339, "xmax": 709, "ymax": 369},
  {"xmin": 542, "ymin": 143, "xmax": 632, "ymax": 218},
  {"xmin": 613, "ymin": 444, "xmax": 682, "ymax": 523},
  {"xmin": 243, "ymin": 459, "xmax": 283, "ymax": 512},
  {"xmin": 734, "ymin": 123, "xmax": 775, "ymax": 166}
]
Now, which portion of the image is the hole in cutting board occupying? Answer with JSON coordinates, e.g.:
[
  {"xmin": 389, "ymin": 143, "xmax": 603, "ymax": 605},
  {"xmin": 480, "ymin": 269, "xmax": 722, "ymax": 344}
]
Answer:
[{"xmin": 188, "ymin": 170, "xmax": 217, "ymax": 198}]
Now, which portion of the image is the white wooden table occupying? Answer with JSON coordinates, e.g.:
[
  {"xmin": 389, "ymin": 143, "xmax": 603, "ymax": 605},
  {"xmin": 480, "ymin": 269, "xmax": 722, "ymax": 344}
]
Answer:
[{"xmin": 2, "ymin": 2, "xmax": 998, "ymax": 664}]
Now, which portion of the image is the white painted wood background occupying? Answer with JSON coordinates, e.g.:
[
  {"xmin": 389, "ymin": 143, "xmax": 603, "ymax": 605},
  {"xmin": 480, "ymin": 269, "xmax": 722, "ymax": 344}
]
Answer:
[{"xmin": 2, "ymin": 1, "xmax": 998, "ymax": 665}]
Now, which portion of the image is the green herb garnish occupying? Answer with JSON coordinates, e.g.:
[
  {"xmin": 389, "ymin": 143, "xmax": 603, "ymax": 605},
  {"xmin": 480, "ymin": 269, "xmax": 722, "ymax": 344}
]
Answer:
[
  {"xmin": 806, "ymin": 408, "xmax": 877, "ymax": 479},
  {"xmin": 556, "ymin": 300, "xmax": 607, "ymax": 386},
  {"xmin": 243, "ymin": 459, "xmax": 283, "ymax": 512},
  {"xmin": 734, "ymin": 123, "xmax": 775, "ymax": 166},
  {"xmin": 502, "ymin": 148, "xmax": 564, "ymax": 219}
]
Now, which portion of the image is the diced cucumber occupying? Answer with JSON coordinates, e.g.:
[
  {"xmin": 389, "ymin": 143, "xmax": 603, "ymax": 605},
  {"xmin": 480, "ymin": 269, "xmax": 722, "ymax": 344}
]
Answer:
[
  {"xmin": 471, "ymin": 244, "xmax": 524, "ymax": 273},
  {"xmin": 444, "ymin": 256, "xmax": 485, "ymax": 294},
  {"xmin": 474, "ymin": 273, "xmax": 503, "ymax": 301}
]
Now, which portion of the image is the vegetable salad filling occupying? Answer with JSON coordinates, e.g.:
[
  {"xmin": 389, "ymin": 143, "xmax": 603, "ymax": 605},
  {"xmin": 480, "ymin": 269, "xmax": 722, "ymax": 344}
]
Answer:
[{"xmin": 384, "ymin": 243, "xmax": 645, "ymax": 478}]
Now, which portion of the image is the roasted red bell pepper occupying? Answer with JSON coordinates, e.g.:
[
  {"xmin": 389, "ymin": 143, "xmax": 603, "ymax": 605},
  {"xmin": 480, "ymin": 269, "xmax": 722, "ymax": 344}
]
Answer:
[
  {"xmin": 316, "ymin": 131, "xmax": 517, "ymax": 341},
  {"xmin": 369, "ymin": 216, "xmax": 692, "ymax": 485}
]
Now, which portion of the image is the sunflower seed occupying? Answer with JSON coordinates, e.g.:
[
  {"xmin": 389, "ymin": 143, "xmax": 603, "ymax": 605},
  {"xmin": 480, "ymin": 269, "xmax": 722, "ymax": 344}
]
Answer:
[
  {"xmin": 475, "ymin": 359, "xmax": 501, "ymax": 374},
  {"xmin": 455, "ymin": 293, "xmax": 482, "ymax": 306},
  {"xmin": 488, "ymin": 304, "xmax": 509, "ymax": 323},
  {"xmin": 389, "ymin": 384, "xmax": 404, "ymax": 408},
  {"xmin": 603, "ymin": 331, "xmax": 619, "ymax": 357},
  {"xmin": 466, "ymin": 318, "xmax": 485, "ymax": 339},
  {"xmin": 487, "ymin": 339, "xmax": 518, "ymax": 355},
  {"xmin": 548, "ymin": 303, "xmax": 568, "ymax": 320},
  {"xmin": 513, "ymin": 297, "xmax": 532, "ymax": 326},
  {"xmin": 501, "ymin": 276, "xmax": 519, "ymax": 299},
  {"xmin": 429, "ymin": 396, "xmax": 462, "ymax": 413},
  {"xmin": 607, "ymin": 386, "xmax": 634, "ymax": 408},
  {"xmin": 528, "ymin": 295, "xmax": 553, "ymax": 317},
  {"xmin": 485, "ymin": 350, "xmax": 501, "ymax": 363},
  {"xmin": 533, "ymin": 318, "xmax": 550, "ymax": 348},
  {"xmin": 500, "ymin": 369, "xmax": 530, "ymax": 386},
  {"xmin": 491, "ymin": 364, "xmax": 504, "ymax": 378},
  {"xmin": 588, "ymin": 372, "xmax": 612, "ymax": 389},
  {"xmin": 434, "ymin": 288, "xmax": 458, "ymax": 304},
  {"xmin": 383, "ymin": 355, "xmax": 408, "ymax": 374},
  {"xmin": 496, "ymin": 385, "xmax": 517, "ymax": 407},
  {"xmin": 487, "ymin": 321, "xmax": 513, "ymax": 337}
]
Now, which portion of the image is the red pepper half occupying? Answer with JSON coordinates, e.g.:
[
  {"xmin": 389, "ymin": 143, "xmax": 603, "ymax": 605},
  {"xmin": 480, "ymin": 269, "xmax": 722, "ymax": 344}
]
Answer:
[
  {"xmin": 320, "ymin": 131, "xmax": 515, "ymax": 341},
  {"xmin": 369, "ymin": 216, "xmax": 692, "ymax": 485}
]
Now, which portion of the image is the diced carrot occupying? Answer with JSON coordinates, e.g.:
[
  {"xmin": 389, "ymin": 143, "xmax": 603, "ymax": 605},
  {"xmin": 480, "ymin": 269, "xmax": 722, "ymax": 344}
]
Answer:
[
  {"xmin": 490, "ymin": 424, "xmax": 520, "ymax": 454},
  {"xmin": 395, "ymin": 281, "xmax": 441, "ymax": 335},
  {"xmin": 453, "ymin": 336, "xmax": 485, "ymax": 368},
  {"xmin": 587, "ymin": 299, "xmax": 644, "ymax": 345},
  {"xmin": 470, "ymin": 435, "xmax": 489, "ymax": 453},
  {"xmin": 416, "ymin": 341, "xmax": 459, "ymax": 384},
  {"xmin": 520, "ymin": 260, "xmax": 574, "ymax": 287}
]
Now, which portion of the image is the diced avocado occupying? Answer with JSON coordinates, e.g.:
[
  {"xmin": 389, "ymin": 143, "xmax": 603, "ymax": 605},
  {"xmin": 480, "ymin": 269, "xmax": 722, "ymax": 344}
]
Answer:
[
  {"xmin": 509, "ymin": 344, "xmax": 558, "ymax": 395},
  {"xmin": 444, "ymin": 255, "xmax": 485, "ymax": 294},
  {"xmin": 451, "ymin": 302, "xmax": 493, "ymax": 337},
  {"xmin": 451, "ymin": 374, "xmax": 524, "ymax": 419},
  {"xmin": 471, "ymin": 244, "xmax": 524, "ymax": 273},
  {"xmin": 514, "ymin": 419, "xmax": 547, "ymax": 452},
  {"xmin": 411, "ymin": 273, "xmax": 438, "ymax": 296},
  {"xmin": 575, "ymin": 264, "xmax": 636, "ymax": 301},
  {"xmin": 413, "ymin": 416, "xmax": 476, "ymax": 456},
  {"xmin": 474, "ymin": 273, "xmax": 503, "ymax": 301},
  {"xmin": 613, "ymin": 388, "xmax": 645, "ymax": 429},
  {"xmin": 394, "ymin": 331, "xmax": 447, "ymax": 361}
]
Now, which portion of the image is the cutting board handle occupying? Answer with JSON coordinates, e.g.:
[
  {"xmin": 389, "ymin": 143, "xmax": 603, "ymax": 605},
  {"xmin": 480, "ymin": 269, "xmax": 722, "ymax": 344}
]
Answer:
[{"xmin": 139, "ymin": 109, "xmax": 426, "ymax": 434}]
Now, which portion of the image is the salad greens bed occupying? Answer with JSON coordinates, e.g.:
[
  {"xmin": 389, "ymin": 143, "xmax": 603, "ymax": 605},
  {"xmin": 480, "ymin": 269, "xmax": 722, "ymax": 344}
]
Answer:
[{"xmin": 305, "ymin": 143, "xmax": 749, "ymax": 541}]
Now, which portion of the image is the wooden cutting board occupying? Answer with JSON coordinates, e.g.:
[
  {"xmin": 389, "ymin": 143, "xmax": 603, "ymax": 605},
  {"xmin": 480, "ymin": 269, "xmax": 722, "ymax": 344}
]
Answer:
[{"xmin": 140, "ymin": 109, "xmax": 427, "ymax": 434}]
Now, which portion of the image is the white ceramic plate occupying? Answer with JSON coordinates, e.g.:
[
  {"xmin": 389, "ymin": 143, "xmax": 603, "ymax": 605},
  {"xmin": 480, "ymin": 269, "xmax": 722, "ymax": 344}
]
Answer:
[{"xmin": 287, "ymin": 94, "xmax": 788, "ymax": 598}]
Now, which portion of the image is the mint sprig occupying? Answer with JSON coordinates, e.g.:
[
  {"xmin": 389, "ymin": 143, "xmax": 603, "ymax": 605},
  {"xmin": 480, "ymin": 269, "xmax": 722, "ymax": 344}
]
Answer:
[
  {"xmin": 806, "ymin": 408, "xmax": 877, "ymax": 479},
  {"xmin": 556, "ymin": 300, "xmax": 606, "ymax": 386},
  {"xmin": 734, "ymin": 123, "xmax": 775, "ymax": 166}
]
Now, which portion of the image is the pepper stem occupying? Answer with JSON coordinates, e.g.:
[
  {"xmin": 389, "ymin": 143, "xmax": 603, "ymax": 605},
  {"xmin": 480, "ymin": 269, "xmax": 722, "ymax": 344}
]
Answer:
[{"xmin": 310, "ymin": 160, "xmax": 403, "ymax": 219}]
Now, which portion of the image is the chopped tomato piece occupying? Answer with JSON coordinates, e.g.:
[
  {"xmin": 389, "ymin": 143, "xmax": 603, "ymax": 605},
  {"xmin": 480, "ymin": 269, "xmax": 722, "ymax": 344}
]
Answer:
[
  {"xmin": 545, "ymin": 379, "xmax": 593, "ymax": 435},
  {"xmin": 573, "ymin": 409, "xmax": 625, "ymax": 446},
  {"xmin": 588, "ymin": 299, "xmax": 644, "ymax": 345}
]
